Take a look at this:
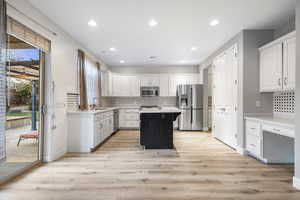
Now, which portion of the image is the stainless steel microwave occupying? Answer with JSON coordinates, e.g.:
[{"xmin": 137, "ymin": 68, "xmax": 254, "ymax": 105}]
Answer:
[{"xmin": 140, "ymin": 87, "xmax": 159, "ymax": 97}]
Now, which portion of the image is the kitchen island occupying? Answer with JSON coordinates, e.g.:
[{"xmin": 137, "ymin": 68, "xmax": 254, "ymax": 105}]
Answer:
[{"xmin": 139, "ymin": 108, "xmax": 181, "ymax": 149}]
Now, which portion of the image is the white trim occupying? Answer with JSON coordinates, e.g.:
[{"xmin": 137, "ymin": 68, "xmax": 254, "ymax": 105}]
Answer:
[
  {"xmin": 236, "ymin": 147, "xmax": 246, "ymax": 155},
  {"xmin": 293, "ymin": 177, "xmax": 300, "ymax": 190},
  {"xmin": 247, "ymin": 151, "xmax": 268, "ymax": 164},
  {"xmin": 203, "ymin": 127, "xmax": 209, "ymax": 132},
  {"xmin": 43, "ymin": 147, "xmax": 66, "ymax": 162}
]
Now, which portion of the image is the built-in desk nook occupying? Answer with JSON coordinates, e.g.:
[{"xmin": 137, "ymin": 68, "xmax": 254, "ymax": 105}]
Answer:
[{"xmin": 244, "ymin": 114, "xmax": 294, "ymax": 164}]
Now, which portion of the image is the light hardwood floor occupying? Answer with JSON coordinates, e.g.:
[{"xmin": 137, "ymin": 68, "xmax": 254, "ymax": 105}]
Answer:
[{"xmin": 0, "ymin": 130, "xmax": 299, "ymax": 200}]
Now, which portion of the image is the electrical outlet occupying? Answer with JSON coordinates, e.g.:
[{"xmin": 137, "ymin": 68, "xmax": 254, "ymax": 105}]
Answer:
[{"xmin": 256, "ymin": 100, "xmax": 261, "ymax": 108}]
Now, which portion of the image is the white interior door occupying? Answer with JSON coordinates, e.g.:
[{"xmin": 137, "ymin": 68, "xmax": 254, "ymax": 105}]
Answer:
[{"xmin": 212, "ymin": 45, "xmax": 238, "ymax": 149}]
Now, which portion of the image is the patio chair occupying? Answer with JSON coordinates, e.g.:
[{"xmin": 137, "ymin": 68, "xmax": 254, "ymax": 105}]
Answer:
[{"xmin": 17, "ymin": 131, "xmax": 39, "ymax": 146}]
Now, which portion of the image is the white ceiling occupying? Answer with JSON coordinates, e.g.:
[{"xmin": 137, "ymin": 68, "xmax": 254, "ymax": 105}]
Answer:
[{"xmin": 27, "ymin": 0, "xmax": 296, "ymax": 67}]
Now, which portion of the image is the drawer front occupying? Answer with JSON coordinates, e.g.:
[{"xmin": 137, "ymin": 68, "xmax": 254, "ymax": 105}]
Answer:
[
  {"xmin": 95, "ymin": 113, "xmax": 101, "ymax": 121},
  {"xmin": 124, "ymin": 113, "xmax": 139, "ymax": 121},
  {"xmin": 245, "ymin": 120, "xmax": 261, "ymax": 137},
  {"xmin": 262, "ymin": 123, "xmax": 294, "ymax": 138},
  {"xmin": 96, "ymin": 113, "xmax": 105, "ymax": 121},
  {"xmin": 126, "ymin": 121, "xmax": 140, "ymax": 128},
  {"xmin": 246, "ymin": 134, "xmax": 261, "ymax": 156}
]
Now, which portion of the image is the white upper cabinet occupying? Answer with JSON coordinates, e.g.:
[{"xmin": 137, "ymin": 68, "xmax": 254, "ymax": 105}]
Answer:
[
  {"xmin": 259, "ymin": 31, "xmax": 296, "ymax": 92},
  {"xmin": 101, "ymin": 70, "xmax": 112, "ymax": 97},
  {"xmin": 260, "ymin": 43, "xmax": 283, "ymax": 92},
  {"xmin": 159, "ymin": 74, "xmax": 169, "ymax": 97},
  {"xmin": 106, "ymin": 73, "xmax": 200, "ymax": 97},
  {"xmin": 140, "ymin": 75, "xmax": 160, "ymax": 87},
  {"xmin": 283, "ymin": 37, "xmax": 296, "ymax": 90},
  {"xmin": 168, "ymin": 74, "xmax": 194, "ymax": 96},
  {"xmin": 112, "ymin": 74, "xmax": 140, "ymax": 96}
]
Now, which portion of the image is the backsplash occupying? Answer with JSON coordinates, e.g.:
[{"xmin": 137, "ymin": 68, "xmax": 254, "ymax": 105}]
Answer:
[
  {"xmin": 102, "ymin": 97, "xmax": 177, "ymax": 107},
  {"xmin": 273, "ymin": 91, "xmax": 295, "ymax": 114}
]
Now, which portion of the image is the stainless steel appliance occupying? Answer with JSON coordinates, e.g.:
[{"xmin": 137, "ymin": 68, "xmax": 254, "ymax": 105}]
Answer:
[
  {"xmin": 140, "ymin": 87, "xmax": 159, "ymax": 97},
  {"xmin": 177, "ymin": 84, "xmax": 203, "ymax": 130},
  {"xmin": 113, "ymin": 109, "xmax": 119, "ymax": 132}
]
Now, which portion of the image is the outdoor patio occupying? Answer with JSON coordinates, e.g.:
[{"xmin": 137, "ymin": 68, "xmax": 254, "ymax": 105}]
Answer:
[{"xmin": 5, "ymin": 125, "xmax": 38, "ymax": 163}]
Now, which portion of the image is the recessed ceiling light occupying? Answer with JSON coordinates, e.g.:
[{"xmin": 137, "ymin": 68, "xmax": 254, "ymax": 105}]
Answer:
[
  {"xmin": 210, "ymin": 19, "xmax": 220, "ymax": 26},
  {"xmin": 120, "ymin": 60, "xmax": 125, "ymax": 64},
  {"xmin": 88, "ymin": 20, "xmax": 97, "ymax": 27},
  {"xmin": 191, "ymin": 47, "xmax": 198, "ymax": 51},
  {"xmin": 149, "ymin": 56, "xmax": 156, "ymax": 60},
  {"xmin": 148, "ymin": 19, "xmax": 158, "ymax": 27},
  {"xmin": 180, "ymin": 60, "xmax": 187, "ymax": 63},
  {"xmin": 109, "ymin": 47, "xmax": 116, "ymax": 52}
]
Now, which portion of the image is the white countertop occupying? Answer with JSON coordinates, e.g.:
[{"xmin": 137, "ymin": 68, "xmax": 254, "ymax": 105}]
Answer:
[
  {"xmin": 244, "ymin": 114, "xmax": 295, "ymax": 129},
  {"xmin": 139, "ymin": 107, "xmax": 182, "ymax": 114},
  {"xmin": 67, "ymin": 107, "xmax": 119, "ymax": 115},
  {"xmin": 67, "ymin": 107, "xmax": 182, "ymax": 114}
]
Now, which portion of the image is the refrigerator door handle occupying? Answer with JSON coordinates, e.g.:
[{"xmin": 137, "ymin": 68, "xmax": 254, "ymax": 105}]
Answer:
[
  {"xmin": 191, "ymin": 87, "xmax": 193, "ymax": 124},
  {"xmin": 191, "ymin": 107, "xmax": 193, "ymax": 124}
]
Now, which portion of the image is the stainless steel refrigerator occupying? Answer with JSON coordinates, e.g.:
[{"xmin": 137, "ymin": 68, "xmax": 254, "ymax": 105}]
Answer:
[{"xmin": 177, "ymin": 84, "xmax": 203, "ymax": 130}]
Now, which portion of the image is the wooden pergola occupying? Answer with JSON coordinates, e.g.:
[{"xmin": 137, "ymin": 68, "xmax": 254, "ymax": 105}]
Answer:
[
  {"xmin": 6, "ymin": 36, "xmax": 40, "ymax": 81},
  {"xmin": 6, "ymin": 60, "xmax": 40, "ymax": 81}
]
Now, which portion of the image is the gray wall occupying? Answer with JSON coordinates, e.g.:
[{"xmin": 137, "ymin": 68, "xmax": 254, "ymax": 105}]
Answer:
[
  {"xmin": 274, "ymin": 17, "xmax": 295, "ymax": 39},
  {"xmin": 243, "ymin": 30, "xmax": 274, "ymax": 115},
  {"xmin": 109, "ymin": 65, "xmax": 199, "ymax": 74},
  {"xmin": 295, "ymin": 0, "xmax": 300, "ymax": 182},
  {"xmin": 200, "ymin": 32, "xmax": 244, "ymax": 69}
]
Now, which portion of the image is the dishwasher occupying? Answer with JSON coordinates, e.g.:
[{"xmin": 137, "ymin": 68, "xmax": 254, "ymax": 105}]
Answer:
[{"xmin": 113, "ymin": 110, "xmax": 119, "ymax": 132}]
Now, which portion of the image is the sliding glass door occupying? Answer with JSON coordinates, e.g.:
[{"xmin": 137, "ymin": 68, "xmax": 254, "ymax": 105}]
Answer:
[{"xmin": 5, "ymin": 34, "xmax": 44, "ymax": 163}]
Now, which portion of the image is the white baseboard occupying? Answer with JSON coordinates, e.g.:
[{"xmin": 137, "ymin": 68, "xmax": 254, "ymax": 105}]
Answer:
[
  {"xmin": 203, "ymin": 127, "xmax": 209, "ymax": 132},
  {"xmin": 43, "ymin": 147, "xmax": 66, "ymax": 162},
  {"xmin": 236, "ymin": 147, "xmax": 246, "ymax": 155},
  {"xmin": 293, "ymin": 176, "xmax": 300, "ymax": 190}
]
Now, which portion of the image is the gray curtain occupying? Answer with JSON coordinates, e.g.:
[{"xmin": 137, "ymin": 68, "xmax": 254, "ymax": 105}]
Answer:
[
  {"xmin": 78, "ymin": 50, "xmax": 88, "ymax": 110},
  {"xmin": 0, "ymin": 0, "xmax": 7, "ymax": 160}
]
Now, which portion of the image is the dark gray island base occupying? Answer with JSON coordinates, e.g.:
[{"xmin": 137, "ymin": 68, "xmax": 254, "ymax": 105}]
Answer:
[{"xmin": 140, "ymin": 112, "xmax": 181, "ymax": 149}]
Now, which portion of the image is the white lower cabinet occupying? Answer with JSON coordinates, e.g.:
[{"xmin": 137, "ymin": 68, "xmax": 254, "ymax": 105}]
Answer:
[
  {"xmin": 245, "ymin": 120, "xmax": 262, "ymax": 158},
  {"xmin": 119, "ymin": 108, "xmax": 140, "ymax": 129},
  {"xmin": 173, "ymin": 118, "xmax": 179, "ymax": 129},
  {"xmin": 246, "ymin": 134, "xmax": 261, "ymax": 157},
  {"xmin": 67, "ymin": 111, "xmax": 115, "ymax": 153}
]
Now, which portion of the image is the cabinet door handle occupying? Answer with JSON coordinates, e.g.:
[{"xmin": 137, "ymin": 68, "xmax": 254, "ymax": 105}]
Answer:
[
  {"xmin": 278, "ymin": 78, "xmax": 281, "ymax": 86},
  {"xmin": 272, "ymin": 128, "xmax": 281, "ymax": 132},
  {"xmin": 284, "ymin": 77, "xmax": 288, "ymax": 86},
  {"xmin": 250, "ymin": 144, "xmax": 256, "ymax": 147}
]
